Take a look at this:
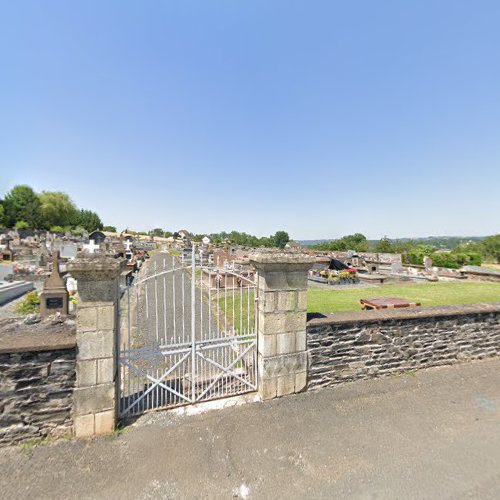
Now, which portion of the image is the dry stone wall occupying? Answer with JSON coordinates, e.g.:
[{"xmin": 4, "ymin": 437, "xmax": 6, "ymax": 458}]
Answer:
[
  {"xmin": 0, "ymin": 348, "xmax": 76, "ymax": 447},
  {"xmin": 307, "ymin": 303, "xmax": 500, "ymax": 390}
]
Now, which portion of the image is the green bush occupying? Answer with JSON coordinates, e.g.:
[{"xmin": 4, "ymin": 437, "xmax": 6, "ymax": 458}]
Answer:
[
  {"xmin": 15, "ymin": 291, "xmax": 40, "ymax": 315},
  {"xmin": 15, "ymin": 220, "xmax": 30, "ymax": 229},
  {"xmin": 406, "ymin": 250, "xmax": 481, "ymax": 269}
]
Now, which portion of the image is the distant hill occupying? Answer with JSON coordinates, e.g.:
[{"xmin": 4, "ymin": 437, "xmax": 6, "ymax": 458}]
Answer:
[{"xmin": 299, "ymin": 236, "xmax": 486, "ymax": 249}]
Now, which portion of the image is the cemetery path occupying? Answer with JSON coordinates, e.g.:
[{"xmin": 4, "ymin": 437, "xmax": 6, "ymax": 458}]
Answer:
[
  {"xmin": 123, "ymin": 252, "xmax": 216, "ymax": 348},
  {"xmin": 2, "ymin": 358, "xmax": 500, "ymax": 499}
]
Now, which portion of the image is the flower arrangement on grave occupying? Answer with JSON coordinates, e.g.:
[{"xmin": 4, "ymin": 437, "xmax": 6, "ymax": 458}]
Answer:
[
  {"xmin": 338, "ymin": 271, "xmax": 352, "ymax": 281},
  {"xmin": 327, "ymin": 271, "xmax": 340, "ymax": 283},
  {"xmin": 15, "ymin": 291, "xmax": 40, "ymax": 315}
]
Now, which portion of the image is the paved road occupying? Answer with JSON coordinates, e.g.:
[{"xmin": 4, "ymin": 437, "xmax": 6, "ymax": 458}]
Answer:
[{"xmin": 2, "ymin": 358, "xmax": 500, "ymax": 499}]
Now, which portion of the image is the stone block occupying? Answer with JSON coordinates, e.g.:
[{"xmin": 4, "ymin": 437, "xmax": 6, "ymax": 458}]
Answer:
[
  {"xmin": 94, "ymin": 409, "xmax": 115, "ymax": 435},
  {"xmin": 277, "ymin": 291, "xmax": 297, "ymax": 312},
  {"xmin": 297, "ymin": 290, "xmax": 308, "ymax": 310},
  {"xmin": 74, "ymin": 414, "xmax": 94, "ymax": 438},
  {"xmin": 257, "ymin": 272, "xmax": 287, "ymax": 292},
  {"xmin": 258, "ymin": 332, "xmax": 276, "ymax": 357},
  {"xmin": 259, "ymin": 352, "xmax": 308, "ymax": 378},
  {"xmin": 76, "ymin": 360, "xmax": 97, "ymax": 387},
  {"xmin": 276, "ymin": 332, "xmax": 296, "ymax": 355},
  {"xmin": 97, "ymin": 305, "xmax": 115, "ymax": 330},
  {"xmin": 286, "ymin": 271, "xmax": 309, "ymax": 290},
  {"xmin": 77, "ymin": 329, "xmax": 115, "ymax": 360},
  {"xmin": 277, "ymin": 374, "xmax": 296, "ymax": 397},
  {"xmin": 97, "ymin": 358, "xmax": 115, "ymax": 384},
  {"xmin": 258, "ymin": 312, "xmax": 287, "ymax": 336},
  {"xmin": 295, "ymin": 330, "xmax": 307, "ymax": 351},
  {"xmin": 285, "ymin": 311, "xmax": 307, "ymax": 333},
  {"xmin": 259, "ymin": 377, "xmax": 277, "ymax": 400},
  {"xmin": 260, "ymin": 291, "xmax": 276, "ymax": 313},
  {"xmin": 76, "ymin": 306, "xmax": 97, "ymax": 332},
  {"xmin": 74, "ymin": 383, "xmax": 115, "ymax": 415},
  {"xmin": 295, "ymin": 371, "xmax": 307, "ymax": 392}
]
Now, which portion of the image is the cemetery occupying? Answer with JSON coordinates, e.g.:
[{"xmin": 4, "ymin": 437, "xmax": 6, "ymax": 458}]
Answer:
[{"xmin": 0, "ymin": 224, "xmax": 499, "ymax": 449}]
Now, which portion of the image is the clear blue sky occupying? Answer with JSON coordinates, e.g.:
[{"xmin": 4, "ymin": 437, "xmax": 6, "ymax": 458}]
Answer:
[{"xmin": 1, "ymin": 1, "xmax": 499, "ymax": 240}]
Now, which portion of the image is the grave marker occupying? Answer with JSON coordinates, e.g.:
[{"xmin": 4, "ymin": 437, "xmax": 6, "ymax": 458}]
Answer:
[
  {"xmin": 40, "ymin": 251, "xmax": 69, "ymax": 317},
  {"xmin": 423, "ymin": 256, "xmax": 433, "ymax": 271},
  {"xmin": 82, "ymin": 240, "xmax": 100, "ymax": 254}
]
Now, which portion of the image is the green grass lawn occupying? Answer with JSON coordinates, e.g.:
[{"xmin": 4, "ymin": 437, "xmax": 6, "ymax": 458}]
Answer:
[{"xmin": 308, "ymin": 281, "xmax": 500, "ymax": 313}]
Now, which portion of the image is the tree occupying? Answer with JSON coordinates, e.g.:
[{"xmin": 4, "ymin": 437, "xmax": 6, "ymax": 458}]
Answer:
[
  {"xmin": 39, "ymin": 191, "xmax": 78, "ymax": 229},
  {"xmin": 103, "ymin": 225, "xmax": 117, "ymax": 232},
  {"xmin": 375, "ymin": 236, "xmax": 394, "ymax": 253},
  {"xmin": 150, "ymin": 228, "xmax": 165, "ymax": 237},
  {"xmin": 481, "ymin": 235, "xmax": 500, "ymax": 263},
  {"xmin": 3, "ymin": 185, "xmax": 41, "ymax": 228},
  {"xmin": 0, "ymin": 203, "xmax": 4, "ymax": 227},
  {"xmin": 76, "ymin": 209, "xmax": 103, "ymax": 232},
  {"xmin": 273, "ymin": 231, "xmax": 290, "ymax": 249},
  {"xmin": 311, "ymin": 233, "xmax": 368, "ymax": 252},
  {"xmin": 338, "ymin": 233, "xmax": 368, "ymax": 252}
]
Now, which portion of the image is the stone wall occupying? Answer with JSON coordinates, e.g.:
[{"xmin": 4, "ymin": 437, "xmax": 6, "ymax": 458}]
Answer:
[
  {"xmin": 0, "ymin": 322, "xmax": 76, "ymax": 447},
  {"xmin": 307, "ymin": 303, "xmax": 500, "ymax": 390}
]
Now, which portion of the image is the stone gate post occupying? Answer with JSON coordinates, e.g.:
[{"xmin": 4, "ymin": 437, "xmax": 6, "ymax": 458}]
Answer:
[
  {"xmin": 67, "ymin": 254, "xmax": 124, "ymax": 437},
  {"xmin": 249, "ymin": 254, "xmax": 315, "ymax": 399}
]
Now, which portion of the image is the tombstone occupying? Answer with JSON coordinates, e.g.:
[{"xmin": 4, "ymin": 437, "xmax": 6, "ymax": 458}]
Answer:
[
  {"xmin": 391, "ymin": 262, "xmax": 404, "ymax": 274},
  {"xmin": 423, "ymin": 256, "xmax": 433, "ymax": 272},
  {"xmin": 0, "ymin": 263, "xmax": 14, "ymax": 281},
  {"xmin": 82, "ymin": 240, "xmax": 100, "ymax": 254},
  {"xmin": 39, "ymin": 243, "xmax": 49, "ymax": 267},
  {"xmin": 40, "ymin": 251, "xmax": 69, "ymax": 317},
  {"xmin": 124, "ymin": 239, "xmax": 134, "ymax": 261},
  {"xmin": 60, "ymin": 243, "xmax": 78, "ymax": 260},
  {"xmin": 88, "ymin": 230, "xmax": 106, "ymax": 245},
  {"xmin": 1, "ymin": 236, "xmax": 14, "ymax": 261}
]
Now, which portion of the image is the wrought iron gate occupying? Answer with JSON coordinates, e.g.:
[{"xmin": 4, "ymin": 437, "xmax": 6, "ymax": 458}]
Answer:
[{"xmin": 117, "ymin": 247, "xmax": 257, "ymax": 418}]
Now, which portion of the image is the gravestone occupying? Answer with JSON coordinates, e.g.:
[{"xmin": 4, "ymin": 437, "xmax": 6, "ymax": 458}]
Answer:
[
  {"xmin": 82, "ymin": 240, "xmax": 100, "ymax": 254},
  {"xmin": 88, "ymin": 231, "xmax": 106, "ymax": 245},
  {"xmin": 60, "ymin": 243, "xmax": 78, "ymax": 260},
  {"xmin": 40, "ymin": 251, "xmax": 69, "ymax": 317},
  {"xmin": 423, "ymin": 256, "xmax": 433, "ymax": 272},
  {"xmin": 39, "ymin": 243, "xmax": 49, "ymax": 267},
  {"xmin": 391, "ymin": 262, "xmax": 404, "ymax": 274},
  {"xmin": 1, "ymin": 236, "xmax": 14, "ymax": 261}
]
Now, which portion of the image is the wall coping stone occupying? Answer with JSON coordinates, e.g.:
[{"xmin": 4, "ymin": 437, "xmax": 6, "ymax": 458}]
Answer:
[
  {"xmin": 250, "ymin": 254, "xmax": 315, "ymax": 272},
  {"xmin": 307, "ymin": 302, "xmax": 500, "ymax": 328},
  {"xmin": 0, "ymin": 318, "xmax": 76, "ymax": 354},
  {"xmin": 67, "ymin": 254, "xmax": 125, "ymax": 282}
]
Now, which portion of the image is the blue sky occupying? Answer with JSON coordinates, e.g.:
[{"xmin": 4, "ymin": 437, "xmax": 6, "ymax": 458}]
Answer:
[{"xmin": 1, "ymin": 1, "xmax": 499, "ymax": 240}]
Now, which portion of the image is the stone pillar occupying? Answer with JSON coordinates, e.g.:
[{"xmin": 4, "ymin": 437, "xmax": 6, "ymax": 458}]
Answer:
[
  {"xmin": 249, "ymin": 254, "xmax": 315, "ymax": 400},
  {"xmin": 67, "ymin": 254, "xmax": 124, "ymax": 437}
]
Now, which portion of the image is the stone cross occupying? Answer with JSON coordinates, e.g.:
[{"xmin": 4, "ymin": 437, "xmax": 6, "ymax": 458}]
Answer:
[{"xmin": 82, "ymin": 240, "xmax": 100, "ymax": 254}]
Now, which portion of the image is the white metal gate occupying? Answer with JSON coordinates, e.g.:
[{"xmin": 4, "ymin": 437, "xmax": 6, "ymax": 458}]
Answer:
[{"xmin": 118, "ymin": 247, "xmax": 257, "ymax": 418}]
